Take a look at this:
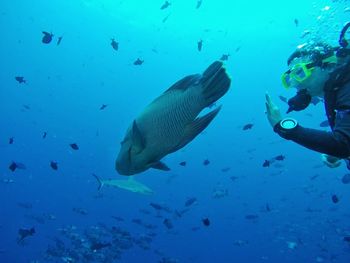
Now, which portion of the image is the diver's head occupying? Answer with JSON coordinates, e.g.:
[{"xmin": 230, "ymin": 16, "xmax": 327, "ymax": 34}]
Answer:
[{"xmin": 282, "ymin": 42, "xmax": 338, "ymax": 113}]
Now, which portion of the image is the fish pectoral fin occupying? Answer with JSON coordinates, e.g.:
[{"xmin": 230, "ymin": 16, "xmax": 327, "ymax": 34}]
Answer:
[
  {"xmin": 172, "ymin": 106, "xmax": 222, "ymax": 152},
  {"xmin": 131, "ymin": 120, "xmax": 145, "ymax": 153},
  {"xmin": 151, "ymin": 161, "xmax": 171, "ymax": 171}
]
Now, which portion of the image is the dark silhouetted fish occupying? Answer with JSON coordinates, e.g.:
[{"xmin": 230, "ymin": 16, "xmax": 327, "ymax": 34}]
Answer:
[
  {"xmin": 279, "ymin": 95, "xmax": 288, "ymax": 104},
  {"xmin": 90, "ymin": 242, "xmax": 111, "ymax": 251},
  {"xmin": 133, "ymin": 58, "xmax": 144, "ymax": 65},
  {"xmin": 197, "ymin": 39, "xmax": 203, "ymax": 51},
  {"xmin": 17, "ymin": 227, "xmax": 35, "ymax": 243},
  {"xmin": 245, "ymin": 214, "xmax": 259, "ymax": 220},
  {"xmin": 115, "ymin": 61, "xmax": 231, "ymax": 175},
  {"xmin": 70, "ymin": 143, "xmax": 79, "ymax": 150},
  {"xmin": 50, "ymin": 161, "xmax": 58, "ymax": 170},
  {"xmin": 220, "ymin": 54, "xmax": 230, "ymax": 61},
  {"xmin": 163, "ymin": 218, "xmax": 173, "ymax": 229},
  {"xmin": 243, "ymin": 123, "xmax": 253, "ymax": 130},
  {"xmin": 221, "ymin": 167, "xmax": 230, "ymax": 172},
  {"xmin": 262, "ymin": 160, "xmax": 270, "ymax": 167},
  {"xmin": 294, "ymin": 18, "xmax": 299, "ymax": 27},
  {"xmin": 274, "ymin": 155, "xmax": 285, "ymax": 161},
  {"xmin": 57, "ymin": 36, "xmax": 63, "ymax": 45},
  {"xmin": 111, "ymin": 38, "xmax": 118, "ymax": 51},
  {"xmin": 160, "ymin": 1, "xmax": 171, "ymax": 9},
  {"xmin": 342, "ymin": 174, "xmax": 350, "ymax": 184},
  {"xmin": 196, "ymin": 0, "xmax": 202, "ymax": 9},
  {"xmin": 9, "ymin": 162, "xmax": 26, "ymax": 172},
  {"xmin": 42, "ymin": 31, "xmax": 53, "ymax": 44},
  {"xmin": 179, "ymin": 161, "xmax": 186, "ymax": 166},
  {"xmin": 344, "ymin": 236, "xmax": 350, "ymax": 243},
  {"xmin": 100, "ymin": 104, "xmax": 108, "ymax": 110},
  {"xmin": 185, "ymin": 197, "xmax": 197, "ymax": 207},
  {"xmin": 202, "ymin": 217, "xmax": 210, "ymax": 226},
  {"xmin": 42, "ymin": 132, "xmax": 47, "ymax": 139},
  {"xmin": 9, "ymin": 137, "xmax": 14, "ymax": 144},
  {"xmin": 15, "ymin": 76, "xmax": 26, "ymax": 84},
  {"xmin": 203, "ymin": 159, "xmax": 210, "ymax": 166},
  {"xmin": 331, "ymin": 194, "xmax": 339, "ymax": 203},
  {"xmin": 319, "ymin": 120, "xmax": 329, "ymax": 127}
]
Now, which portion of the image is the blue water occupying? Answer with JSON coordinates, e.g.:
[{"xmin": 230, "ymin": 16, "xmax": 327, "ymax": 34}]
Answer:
[{"xmin": 1, "ymin": 0, "xmax": 350, "ymax": 262}]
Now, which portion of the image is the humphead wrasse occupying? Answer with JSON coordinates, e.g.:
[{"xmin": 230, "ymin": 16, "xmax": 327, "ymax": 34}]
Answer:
[{"xmin": 116, "ymin": 61, "xmax": 231, "ymax": 175}]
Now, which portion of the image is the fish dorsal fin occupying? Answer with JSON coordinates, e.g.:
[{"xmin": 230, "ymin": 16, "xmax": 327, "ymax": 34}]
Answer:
[
  {"xmin": 171, "ymin": 106, "xmax": 222, "ymax": 153},
  {"xmin": 151, "ymin": 161, "xmax": 170, "ymax": 171},
  {"xmin": 131, "ymin": 121, "xmax": 145, "ymax": 152},
  {"xmin": 165, "ymin": 74, "xmax": 201, "ymax": 93}
]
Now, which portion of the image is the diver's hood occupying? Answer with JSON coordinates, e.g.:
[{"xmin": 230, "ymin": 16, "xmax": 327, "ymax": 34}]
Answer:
[{"xmin": 287, "ymin": 89, "xmax": 312, "ymax": 113}]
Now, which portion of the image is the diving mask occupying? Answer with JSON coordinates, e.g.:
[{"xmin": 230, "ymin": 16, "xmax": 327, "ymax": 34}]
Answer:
[{"xmin": 281, "ymin": 62, "xmax": 315, "ymax": 89}]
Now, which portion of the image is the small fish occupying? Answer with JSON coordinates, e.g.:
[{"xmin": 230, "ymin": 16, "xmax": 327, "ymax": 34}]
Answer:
[
  {"xmin": 221, "ymin": 167, "xmax": 230, "ymax": 172},
  {"xmin": 70, "ymin": 143, "xmax": 79, "ymax": 150},
  {"xmin": 278, "ymin": 96, "xmax": 288, "ymax": 104},
  {"xmin": 50, "ymin": 161, "xmax": 58, "ymax": 170},
  {"xmin": 162, "ymin": 14, "xmax": 171, "ymax": 23},
  {"xmin": 294, "ymin": 18, "xmax": 299, "ymax": 27},
  {"xmin": 163, "ymin": 218, "xmax": 173, "ymax": 229},
  {"xmin": 100, "ymin": 104, "xmax": 108, "ymax": 110},
  {"xmin": 90, "ymin": 242, "xmax": 111, "ymax": 251},
  {"xmin": 160, "ymin": 1, "xmax": 171, "ymax": 10},
  {"xmin": 265, "ymin": 203, "xmax": 271, "ymax": 212},
  {"xmin": 331, "ymin": 194, "xmax": 339, "ymax": 204},
  {"xmin": 235, "ymin": 46, "xmax": 241, "ymax": 52},
  {"xmin": 197, "ymin": 39, "xmax": 203, "ymax": 51},
  {"xmin": 341, "ymin": 174, "xmax": 350, "ymax": 184},
  {"xmin": 57, "ymin": 36, "xmax": 63, "ymax": 46},
  {"xmin": 17, "ymin": 227, "xmax": 35, "ymax": 243},
  {"xmin": 243, "ymin": 123, "xmax": 253, "ymax": 130},
  {"xmin": 9, "ymin": 162, "xmax": 26, "ymax": 172},
  {"xmin": 262, "ymin": 160, "xmax": 270, "ymax": 168},
  {"xmin": 185, "ymin": 197, "xmax": 197, "ymax": 207},
  {"xmin": 179, "ymin": 161, "xmax": 186, "ymax": 166},
  {"xmin": 9, "ymin": 137, "xmax": 14, "ymax": 144},
  {"xmin": 202, "ymin": 217, "xmax": 210, "ymax": 226},
  {"xmin": 42, "ymin": 132, "xmax": 47, "ymax": 139},
  {"xmin": 220, "ymin": 54, "xmax": 230, "ymax": 61},
  {"xmin": 344, "ymin": 236, "xmax": 350, "ymax": 243},
  {"xmin": 274, "ymin": 155, "xmax": 285, "ymax": 161},
  {"xmin": 203, "ymin": 159, "xmax": 210, "ymax": 166},
  {"xmin": 111, "ymin": 38, "xmax": 118, "ymax": 51},
  {"xmin": 15, "ymin": 76, "xmax": 26, "ymax": 84},
  {"xmin": 22, "ymin": 105, "xmax": 30, "ymax": 110},
  {"xmin": 245, "ymin": 214, "xmax": 259, "ymax": 220},
  {"xmin": 310, "ymin": 174, "xmax": 320, "ymax": 181},
  {"xmin": 196, "ymin": 0, "xmax": 202, "ymax": 9},
  {"xmin": 42, "ymin": 31, "xmax": 53, "ymax": 44},
  {"xmin": 279, "ymin": 95, "xmax": 288, "ymax": 104},
  {"xmin": 133, "ymin": 58, "xmax": 144, "ymax": 65},
  {"xmin": 319, "ymin": 120, "xmax": 329, "ymax": 127}
]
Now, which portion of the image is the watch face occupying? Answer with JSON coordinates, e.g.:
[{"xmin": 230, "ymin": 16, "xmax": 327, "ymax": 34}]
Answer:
[{"xmin": 281, "ymin": 119, "xmax": 297, "ymax": 129}]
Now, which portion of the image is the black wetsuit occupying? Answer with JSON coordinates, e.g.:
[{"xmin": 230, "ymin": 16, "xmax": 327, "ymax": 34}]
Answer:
[{"xmin": 274, "ymin": 62, "xmax": 350, "ymax": 160}]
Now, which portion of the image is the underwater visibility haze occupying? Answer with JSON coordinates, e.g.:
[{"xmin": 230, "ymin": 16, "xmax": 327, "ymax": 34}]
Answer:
[{"xmin": 1, "ymin": 0, "xmax": 350, "ymax": 262}]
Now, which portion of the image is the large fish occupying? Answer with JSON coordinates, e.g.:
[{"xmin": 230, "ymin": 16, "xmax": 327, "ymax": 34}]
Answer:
[{"xmin": 116, "ymin": 61, "xmax": 231, "ymax": 175}]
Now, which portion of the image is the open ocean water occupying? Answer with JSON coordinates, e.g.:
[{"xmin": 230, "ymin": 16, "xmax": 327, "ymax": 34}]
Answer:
[{"xmin": 1, "ymin": 0, "xmax": 350, "ymax": 262}]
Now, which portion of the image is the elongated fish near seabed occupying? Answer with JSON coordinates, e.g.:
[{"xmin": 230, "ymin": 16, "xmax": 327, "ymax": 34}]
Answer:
[{"xmin": 116, "ymin": 61, "xmax": 231, "ymax": 175}]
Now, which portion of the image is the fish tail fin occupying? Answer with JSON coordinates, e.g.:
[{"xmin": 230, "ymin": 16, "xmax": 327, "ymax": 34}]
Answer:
[
  {"xmin": 201, "ymin": 61, "xmax": 231, "ymax": 107},
  {"xmin": 92, "ymin": 173, "xmax": 104, "ymax": 190}
]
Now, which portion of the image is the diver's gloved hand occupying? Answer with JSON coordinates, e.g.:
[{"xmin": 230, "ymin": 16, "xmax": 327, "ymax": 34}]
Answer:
[
  {"xmin": 265, "ymin": 93, "xmax": 282, "ymax": 127},
  {"xmin": 321, "ymin": 154, "xmax": 341, "ymax": 168}
]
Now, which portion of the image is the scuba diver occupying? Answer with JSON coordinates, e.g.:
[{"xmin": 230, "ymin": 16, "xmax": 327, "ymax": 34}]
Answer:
[{"xmin": 266, "ymin": 22, "xmax": 350, "ymax": 169}]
